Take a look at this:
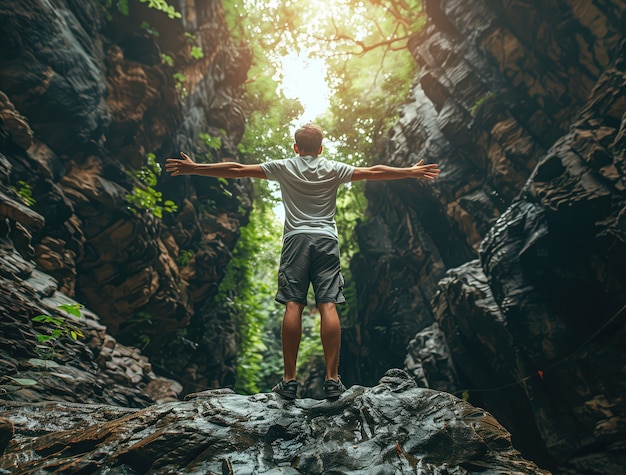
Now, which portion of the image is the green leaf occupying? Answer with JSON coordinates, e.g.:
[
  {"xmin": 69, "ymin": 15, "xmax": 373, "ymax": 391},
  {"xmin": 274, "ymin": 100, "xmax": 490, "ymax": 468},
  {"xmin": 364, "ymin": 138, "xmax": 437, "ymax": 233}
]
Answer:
[
  {"xmin": 161, "ymin": 53, "xmax": 174, "ymax": 67},
  {"xmin": 28, "ymin": 358, "xmax": 59, "ymax": 368},
  {"xmin": 9, "ymin": 377, "xmax": 38, "ymax": 386},
  {"xmin": 139, "ymin": 0, "xmax": 181, "ymax": 18},
  {"xmin": 140, "ymin": 21, "xmax": 160, "ymax": 37},
  {"xmin": 58, "ymin": 303, "xmax": 82, "ymax": 318},
  {"xmin": 190, "ymin": 46, "xmax": 204, "ymax": 60},
  {"xmin": 117, "ymin": 0, "xmax": 129, "ymax": 16},
  {"xmin": 163, "ymin": 200, "xmax": 178, "ymax": 213},
  {"xmin": 15, "ymin": 180, "xmax": 36, "ymax": 206},
  {"xmin": 37, "ymin": 335, "xmax": 52, "ymax": 342},
  {"xmin": 199, "ymin": 132, "xmax": 222, "ymax": 150}
]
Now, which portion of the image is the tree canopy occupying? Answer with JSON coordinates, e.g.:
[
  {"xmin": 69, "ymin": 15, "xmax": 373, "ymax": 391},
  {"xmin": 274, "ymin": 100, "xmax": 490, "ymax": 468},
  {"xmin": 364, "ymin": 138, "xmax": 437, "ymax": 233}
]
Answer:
[{"xmin": 229, "ymin": 0, "xmax": 424, "ymax": 165}]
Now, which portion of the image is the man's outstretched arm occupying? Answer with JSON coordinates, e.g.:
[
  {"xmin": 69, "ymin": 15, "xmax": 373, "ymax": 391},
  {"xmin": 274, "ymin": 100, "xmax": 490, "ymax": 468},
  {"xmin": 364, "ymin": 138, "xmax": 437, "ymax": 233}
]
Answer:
[
  {"xmin": 165, "ymin": 152, "xmax": 267, "ymax": 179},
  {"xmin": 351, "ymin": 159, "xmax": 440, "ymax": 181}
]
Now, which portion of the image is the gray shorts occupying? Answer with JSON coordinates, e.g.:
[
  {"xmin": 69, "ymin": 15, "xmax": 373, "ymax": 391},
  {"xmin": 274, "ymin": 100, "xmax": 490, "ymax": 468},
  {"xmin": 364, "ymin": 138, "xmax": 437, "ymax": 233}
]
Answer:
[{"xmin": 275, "ymin": 233, "xmax": 345, "ymax": 306}]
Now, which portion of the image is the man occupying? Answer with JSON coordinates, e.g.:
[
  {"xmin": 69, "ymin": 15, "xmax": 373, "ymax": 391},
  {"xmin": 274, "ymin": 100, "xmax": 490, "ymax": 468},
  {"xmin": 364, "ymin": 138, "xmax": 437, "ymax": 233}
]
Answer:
[{"xmin": 165, "ymin": 123, "xmax": 440, "ymax": 399}]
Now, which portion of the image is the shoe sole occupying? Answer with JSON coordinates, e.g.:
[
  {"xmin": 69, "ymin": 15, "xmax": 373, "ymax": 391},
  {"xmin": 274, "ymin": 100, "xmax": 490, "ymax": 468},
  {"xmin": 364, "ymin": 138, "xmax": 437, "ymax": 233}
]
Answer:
[{"xmin": 324, "ymin": 386, "xmax": 345, "ymax": 399}]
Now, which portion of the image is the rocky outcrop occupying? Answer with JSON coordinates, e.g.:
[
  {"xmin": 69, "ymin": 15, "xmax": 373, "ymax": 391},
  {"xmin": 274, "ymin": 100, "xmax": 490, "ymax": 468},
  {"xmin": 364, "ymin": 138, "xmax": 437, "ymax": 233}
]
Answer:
[
  {"xmin": 0, "ymin": 0, "xmax": 252, "ymax": 401},
  {"xmin": 344, "ymin": 0, "xmax": 626, "ymax": 472},
  {"xmin": 0, "ymin": 370, "xmax": 548, "ymax": 474},
  {"xmin": 432, "ymin": 49, "xmax": 626, "ymax": 472}
]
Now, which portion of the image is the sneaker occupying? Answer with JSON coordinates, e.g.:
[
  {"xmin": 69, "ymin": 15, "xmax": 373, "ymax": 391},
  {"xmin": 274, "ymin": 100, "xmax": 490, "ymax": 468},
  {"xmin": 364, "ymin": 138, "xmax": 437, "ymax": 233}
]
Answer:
[
  {"xmin": 272, "ymin": 379, "xmax": 297, "ymax": 399},
  {"xmin": 324, "ymin": 377, "xmax": 346, "ymax": 399}
]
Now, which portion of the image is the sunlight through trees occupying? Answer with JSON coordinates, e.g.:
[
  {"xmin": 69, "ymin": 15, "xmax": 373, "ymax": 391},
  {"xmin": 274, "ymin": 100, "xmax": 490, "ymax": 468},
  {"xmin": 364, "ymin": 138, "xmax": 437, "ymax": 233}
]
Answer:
[{"xmin": 221, "ymin": 0, "xmax": 425, "ymax": 392}]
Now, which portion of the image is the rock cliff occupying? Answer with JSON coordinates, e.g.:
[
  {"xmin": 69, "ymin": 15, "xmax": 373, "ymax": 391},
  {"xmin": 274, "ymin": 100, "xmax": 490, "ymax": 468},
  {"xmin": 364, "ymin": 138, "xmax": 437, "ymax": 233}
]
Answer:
[
  {"xmin": 345, "ymin": 0, "xmax": 626, "ymax": 472},
  {"xmin": 0, "ymin": 0, "xmax": 252, "ymax": 402}
]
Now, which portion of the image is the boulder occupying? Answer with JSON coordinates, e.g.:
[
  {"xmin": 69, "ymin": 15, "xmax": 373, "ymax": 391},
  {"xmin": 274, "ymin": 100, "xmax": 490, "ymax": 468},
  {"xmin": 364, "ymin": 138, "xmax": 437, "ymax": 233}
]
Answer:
[{"xmin": 0, "ymin": 370, "xmax": 549, "ymax": 474}]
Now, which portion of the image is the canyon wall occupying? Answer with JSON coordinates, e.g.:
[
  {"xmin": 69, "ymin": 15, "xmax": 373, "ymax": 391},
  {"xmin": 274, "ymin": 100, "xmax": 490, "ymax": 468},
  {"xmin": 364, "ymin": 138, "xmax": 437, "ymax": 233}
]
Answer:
[
  {"xmin": 344, "ymin": 0, "xmax": 626, "ymax": 471},
  {"xmin": 0, "ymin": 0, "xmax": 252, "ymax": 402}
]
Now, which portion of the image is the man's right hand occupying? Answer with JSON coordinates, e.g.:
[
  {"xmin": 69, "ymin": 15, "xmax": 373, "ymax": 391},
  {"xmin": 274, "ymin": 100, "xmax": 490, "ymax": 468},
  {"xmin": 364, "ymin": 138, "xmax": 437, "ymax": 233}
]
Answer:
[
  {"xmin": 165, "ymin": 153, "xmax": 267, "ymax": 179},
  {"xmin": 165, "ymin": 152, "xmax": 196, "ymax": 176}
]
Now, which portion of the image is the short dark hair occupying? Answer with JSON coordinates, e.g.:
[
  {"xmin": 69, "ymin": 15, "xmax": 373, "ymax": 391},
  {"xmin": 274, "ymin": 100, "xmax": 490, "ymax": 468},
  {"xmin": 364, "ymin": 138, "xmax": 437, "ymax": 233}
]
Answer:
[{"xmin": 295, "ymin": 124, "xmax": 323, "ymax": 153}]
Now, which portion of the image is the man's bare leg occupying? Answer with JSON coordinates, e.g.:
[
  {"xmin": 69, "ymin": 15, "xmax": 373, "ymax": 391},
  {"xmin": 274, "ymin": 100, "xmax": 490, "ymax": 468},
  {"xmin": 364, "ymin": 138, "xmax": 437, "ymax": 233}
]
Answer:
[
  {"xmin": 317, "ymin": 302, "xmax": 341, "ymax": 381},
  {"xmin": 282, "ymin": 301, "xmax": 304, "ymax": 381}
]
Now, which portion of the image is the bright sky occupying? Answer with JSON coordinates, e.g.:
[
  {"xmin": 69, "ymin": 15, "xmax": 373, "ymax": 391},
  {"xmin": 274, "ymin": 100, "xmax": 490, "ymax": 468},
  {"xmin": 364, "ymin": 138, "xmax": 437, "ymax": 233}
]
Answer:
[
  {"xmin": 271, "ymin": 52, "xmax": 333, "ymax": 222},
  {"xmin": 277, "ymin": 52, "xmax": 330, "ymax": 124}
]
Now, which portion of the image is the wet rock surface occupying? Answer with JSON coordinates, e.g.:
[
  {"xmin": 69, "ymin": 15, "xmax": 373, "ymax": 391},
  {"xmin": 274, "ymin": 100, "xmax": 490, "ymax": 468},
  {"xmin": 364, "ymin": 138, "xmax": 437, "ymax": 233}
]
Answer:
[
  {"xmin": 0, "ymin": 370, "xmax": 548, "ymax": 475},
  {"xmin": 0, "ymin": 203, "xmax": 182, "ymax": 406},
  {"xmin": 345, "ymin": 0, "xmax": 626, "ymax": 472}
]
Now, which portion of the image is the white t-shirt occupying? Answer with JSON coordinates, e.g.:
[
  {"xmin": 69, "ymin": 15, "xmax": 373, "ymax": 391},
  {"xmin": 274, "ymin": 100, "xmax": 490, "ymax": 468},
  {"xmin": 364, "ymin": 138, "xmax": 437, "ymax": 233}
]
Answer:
[{"xmin": 261, "ymin": 155, "xmax": 355, "ymax": 239}]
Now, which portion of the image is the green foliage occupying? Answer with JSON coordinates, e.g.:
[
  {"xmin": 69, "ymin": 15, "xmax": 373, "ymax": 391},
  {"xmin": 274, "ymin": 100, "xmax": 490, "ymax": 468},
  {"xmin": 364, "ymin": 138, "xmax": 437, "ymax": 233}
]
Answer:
[
  {"xmin": 129, "ymin": 311, "xmax": 153, "ymax": 325},
  {"xmin": 227, "ymin": 0, "xmax": 424, "ymax": 139},
  {"xmin": 14, "ymin": 180, "xmax": 36, "ymax": 206},
  {"xmin": 234, "ymin": 51, "xmax": 303, "ymax": 163},
  {"xmin": 101, "ymin": 0, "xmax": 129, "ymax": 16},
  {"xmin": 296, "ymin": 309, "xmax": 324, "ymax": 369},
  {"xmin": 217, "ymin": 181, "xmax": 283, "ymax": 394},
  {"xmin": 183, "ymin": 33, "xmax": 204, "ymax": 60},
  {"xmin": 215, "ymin": 181, "xmax": 332, "ymax": 393},
  {"xmin": 136, "ymin": 334, "xmax": 151, "ymax": 351},
  {"xmin": 470, "ymin": 91, "xmax": 496, "ymax": 117},
  {"xmin": 139, "ymin": 0, "xmax": 181, "ymax": 19},
  {"xmin": 319, "ymin": 43, "xmax": 419, "ymax": 165},
  {"xmin": 133, "ymin": 153, "xmax": 160, "ymax": 187},
  {"xmin": 199, "ymin": 132, "xmax": 222, "ymax": 151},
  {"xmin": 121, "ymin": 312, "xmax": 153, "ymax": 351},
  {"xmin": 140, "ymin": 20, "xmax": 159, "ymax": 37},
  {"xmin": 31, "ymin": 303, "xmax": 85, "ymax": 368},
  {"xmin": 177, "ymin": 249, "xmax": 194, "ymax": 267},
  {"xmin": 101, "ymin": 0, "xmax": 180, "ymax": 18},
  {"xmin": 126, "ymin": 153, "xmax": 178, "ymax": 218},
  {"xmin": 190, "ymin": 46, "xmax": 204, "ymax": 60},
  {"xmin": 161, "ymin": 53, "xmax": 174, "ymax": 66},
  {"xmin": 173, "ymin": 72, "xmax": 188, "ymax": 97},
  {"xmin": 222, "ymin": 2, "xmax": 304, "ymax": 164}
]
